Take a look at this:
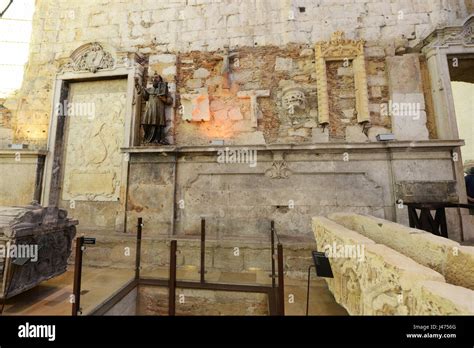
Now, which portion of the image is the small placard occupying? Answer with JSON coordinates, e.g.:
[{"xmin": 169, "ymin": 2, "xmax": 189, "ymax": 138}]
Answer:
[
  {"xmin": 312, "ymin": 251, "xmax": 334, "ymax": 278},
  {"xmin": 83, "ymin": 237, "xmax": 96, "ymax": 245}
]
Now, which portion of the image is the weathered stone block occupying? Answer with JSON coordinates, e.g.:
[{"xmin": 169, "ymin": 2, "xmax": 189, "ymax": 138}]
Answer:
[
  {"xmin": 345, "ymin": 125, "xmax": 368, "ymax": 142},
  {"xmin": 228, "ymin": 107, "xmax": 243, "ymax": 120},
  {"xmin": 328, "ymin": 213, "xmax": 474, "ymax": 291},
  {"xmin": 446, "ymin": 246, "xmax": 474, "ymax": 291},
  {"xmin": 312, "ymin": 127, "xmax": 329, "ymax": 143},
  {"xmin": 275, "ymin": 57, "xmax": 293, "ymax": 71},
  {"xmin": 310, "ymin": 216, "xmax": 472, "ymax": 315},
  {"xmin": 181, "ymin": 93, "xmax": 211, "ymax": 122},
  {"xmin": 415, "ymin": 281, "xmax": 474, "ymax": 315},
  {"xmin": 193, "ymin": 68, "xmax": 210, "ymax": 79},
  {"xmin": 185, "ymin": 79, "xmax": 203, "ymax": 89},
  {"xmin": 394, "ymin": 181, "xmax": 459, "ymax": 203}
]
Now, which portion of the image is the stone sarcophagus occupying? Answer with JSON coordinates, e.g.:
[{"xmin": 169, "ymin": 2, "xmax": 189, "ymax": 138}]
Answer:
[{"xmin": 0, "ymin": 204, "xmax": 77, "ymax": 299}]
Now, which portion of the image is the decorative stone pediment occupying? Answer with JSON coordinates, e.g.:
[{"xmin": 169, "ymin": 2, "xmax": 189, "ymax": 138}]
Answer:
[
  {"xmin": 315, "ymin": 31, "xmax": 365, "ymax": 60},
  {"xmin": 61, "ymin": 42, "xmax": 116, "ymax": 73},
  {"xmin": 421, "ymin": 15, "xmax": 474, "ymax": 50}
]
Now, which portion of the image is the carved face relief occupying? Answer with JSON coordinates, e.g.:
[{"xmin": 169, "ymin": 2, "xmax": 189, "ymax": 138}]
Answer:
[{"xmin": 282, "ymin": 87, "xmax": 306, "ymax": 115}]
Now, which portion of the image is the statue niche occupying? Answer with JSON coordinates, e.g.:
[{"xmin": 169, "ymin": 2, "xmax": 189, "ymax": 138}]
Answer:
[{"xmin": 135, "ymin": 74, "xmax": 173, "ymax": 145}]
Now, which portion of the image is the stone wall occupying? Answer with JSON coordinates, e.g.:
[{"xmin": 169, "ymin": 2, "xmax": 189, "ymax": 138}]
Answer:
[
  {"xmin": 2, "ymin": 0, "xmax": 472, "ymax": 147},
  {"xmin": 144, "ymin": 42, "xmax": 394, "ymax": 146},
  {"xmin": 312, "ymin": 216, "xmax": 474, "ymax": 315},
  {"xmin": 138, "ymin": 286, "xmax": 268, "ymax": 315},
  {"xmin": 0, "ymin": 150, "xmax": 45, "ymax": 206},
  {"xmin": 452, "ymin": 81, "xmax": 474, "ymax": 166},
  {"xmin": 123, "ymin": 141, "xmax": 464, "ymax": 241},
  {"xmin": 0, "ymin": 100, "xmax": 13, "ymax": 147}
]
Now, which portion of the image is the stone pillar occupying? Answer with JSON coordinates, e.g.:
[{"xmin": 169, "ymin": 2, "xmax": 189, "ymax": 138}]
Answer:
[
  {"xmin": 386, "ymin": 53, "xmax": 429, "ymax": 141},
  {"xmin": 315, "ymin": 57, "xmax": 329, "ymax": 125},
  {"xmin": 425, "ymin": 51, "xmax": 459, "ymax": 140},
  {"xmin": 353, "ymin": 56, "xmax": 370, "ymax": 124}
]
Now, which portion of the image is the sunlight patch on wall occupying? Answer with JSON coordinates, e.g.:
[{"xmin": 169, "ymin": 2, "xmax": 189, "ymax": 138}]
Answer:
[
  {"xmin": 452, "ymin": 81, "xmax": 474, "ymax": 167},
  {"xmin": 0, "ymin": 0, "xmax": 35, "ymax": 97}
]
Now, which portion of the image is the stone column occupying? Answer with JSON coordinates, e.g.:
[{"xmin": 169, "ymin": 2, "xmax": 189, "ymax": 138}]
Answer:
[
  {"xmin": 353, "ymin": 56, "xmax": 370, "ymax": 124},
  {"xmin": 425, "ymin": 50, "xmax": 459, "ymax": 140},
  {"xmin": 386, "ymin": 53, "xmax": 429, "ymax": 141},
  {"xmin": 315, "ymin": 57, "xmax": 329, "ymax": 125}
]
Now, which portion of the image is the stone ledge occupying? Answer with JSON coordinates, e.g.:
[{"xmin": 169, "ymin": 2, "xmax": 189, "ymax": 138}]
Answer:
[
  {"xmin": 122, "ymin": 140, "xmax": 464, "ymax": 154},
  {"xmin": 0, "ymin": 149, "xmax": 48, "ymax": 157}
]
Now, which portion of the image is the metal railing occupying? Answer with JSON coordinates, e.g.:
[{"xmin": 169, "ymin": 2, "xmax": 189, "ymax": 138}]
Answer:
[{"xmin": 73, "ymin": 218, "xmax": 286, "ymax": 316}]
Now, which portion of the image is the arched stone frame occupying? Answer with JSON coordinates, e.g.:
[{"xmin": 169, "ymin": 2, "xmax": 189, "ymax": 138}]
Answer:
[
  {"xmin": 315, "ymin": 31, "xmax": 370, "ymax": 126},
  {"xmin": 420, "ymin": 15, "xmax": 474, "ymax": 240},
  {"xmin": 420, "ymin": 15, "xmax": 474, "ymax": 140},
  {"xmin": 42, "ymin": 42, "xmax": 145, "ymax": 233}
]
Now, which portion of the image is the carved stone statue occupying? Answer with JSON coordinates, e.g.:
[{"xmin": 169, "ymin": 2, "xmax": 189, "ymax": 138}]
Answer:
[{"xmin": 135, "ymin": 74, "xmax": 173, "ymax": 145}]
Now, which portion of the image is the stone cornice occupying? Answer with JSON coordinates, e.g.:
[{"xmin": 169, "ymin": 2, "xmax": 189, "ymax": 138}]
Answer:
[{"xmin": 122, "ymin": 140, "xmax": 465, "ymax": 154}]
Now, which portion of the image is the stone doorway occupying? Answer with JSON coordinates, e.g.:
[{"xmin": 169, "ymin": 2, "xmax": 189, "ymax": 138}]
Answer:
[{"xmin": 448, "ymin": 54, "xmax": 474, "ymax": 172}]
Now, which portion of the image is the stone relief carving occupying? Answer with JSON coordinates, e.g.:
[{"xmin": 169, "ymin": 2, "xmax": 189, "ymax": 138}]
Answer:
[
  {"xmin": 265, "ymin": 160, "xmax": 292, "ymax": 179},
  {"xmin": 316, "ymin": 226, "xmax": 410, "ymax": 315},
  {"xmin": 316, "ymin": 31, "xmax": 365, "ymax": 59},
  {"xmin": 282, "ymin": 86, "xmax": 306, "ymax": 115},
  {"xmin": 237, "ymin": 90, "xmax": 270, "ymax": 129},
  {"xmin": 61, "ymin": 42, "xmax": 115, "ymax": 73},
  {"xmin": 315, "ymin": 31, "xmax": 370, "ymax": 126},
  {"xmin": 313, "ymin": 217, "xmax": 473, "ymax": 315},
  {"xmin": 422, "ymin": 15, "xmax": 474, "ymax": 49},
  {"xmin": 425, "ymin": 15, "xmax": 474, "ymax": 47},
  {"xmin": 62, "ymin": 79, "xmax": 127, "ymax": 202}
]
